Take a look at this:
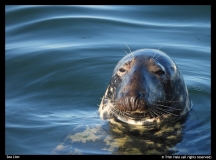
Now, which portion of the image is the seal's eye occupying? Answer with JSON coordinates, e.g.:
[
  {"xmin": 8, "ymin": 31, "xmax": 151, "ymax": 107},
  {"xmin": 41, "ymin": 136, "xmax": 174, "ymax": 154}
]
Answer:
[
  {"xmin": 119, "ymin": 68, "xmax": 126, "ymax": 72},
  {"xmin": 155, "ymin": 70, "xmax": 165, "ymax": 75}
]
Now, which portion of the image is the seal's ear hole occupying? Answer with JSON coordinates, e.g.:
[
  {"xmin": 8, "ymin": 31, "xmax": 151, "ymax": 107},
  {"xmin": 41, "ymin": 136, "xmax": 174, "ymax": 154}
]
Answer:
[
  {"xmin": 119, "ymin": 68, "xmax": 126, "ymax": 72},
  {"xmin": 155, "ymin": 70, "xmax": 165, "ymax": 75}
]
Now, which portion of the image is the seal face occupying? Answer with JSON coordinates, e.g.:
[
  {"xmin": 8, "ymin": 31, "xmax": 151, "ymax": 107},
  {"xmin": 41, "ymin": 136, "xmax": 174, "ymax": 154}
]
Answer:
[{"xmin": 99, "ymin": 49, "xmax": 191, "ymax": 127}]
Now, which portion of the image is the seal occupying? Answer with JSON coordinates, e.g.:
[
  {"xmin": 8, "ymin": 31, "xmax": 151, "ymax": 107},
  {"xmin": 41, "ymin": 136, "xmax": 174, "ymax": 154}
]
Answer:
[{"xmin": 99, "ymin": 49, "xmax": 191, "ymax": 128}]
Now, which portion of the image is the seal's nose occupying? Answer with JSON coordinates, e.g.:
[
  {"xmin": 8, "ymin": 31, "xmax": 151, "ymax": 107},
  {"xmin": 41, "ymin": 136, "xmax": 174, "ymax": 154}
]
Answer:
[{"xmin": 115, "ymin": 93, "xmax": 148, "ymax": 112}]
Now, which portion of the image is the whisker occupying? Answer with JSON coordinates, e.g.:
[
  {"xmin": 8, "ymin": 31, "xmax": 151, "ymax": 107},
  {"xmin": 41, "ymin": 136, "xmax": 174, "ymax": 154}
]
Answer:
[
  {"xmin": 125, "ymin": 51, "xmax": 133, "ymax": 60},
  {"xmin": 153, "ymin": 103, "xmax": 181, "ymax": 110},
  {"xmin": 158, "ymin": 45, "xmax": 162, "ymax": 50},
  {"xmin": 150, "ymin": 107, "xmax": 163, "ymax": 119},
  {"xmin": 125, "ymin": 44, "xmax": 135, "ymax": 59},
  {"xmin": 125, "ymin": 44, "xmax": 132, "ymax": 53},
  {"xmin": 150, "ymin": 108, "xmax": 159, "ymax": 117},
  {"xmin": 109, "ymin": 108, "xmax": 117, "ymax": 116},
  {"xmin": 152, "ymin": 107, "xmax": 168, "ymax": 117},
  {"xmin": 130, "ymin": 53, "xmax": 134, "ymax": 59},
  {"xmin": 110, "ymin": 107, "xmax": 122, "ymax": 115},
  {"xmin": 155, "ymin": 55, "xmax": 161, "ymax": 61},
  {"xmin": 149, "ymin": 109, "xmax": 156, "ymax": 118},
  {"xmin": 119, "ymin": 110, "xmax": 124, "ymax": 117},
  {"xmin": 123, "ymin": 50, "xmax": 128, "ymax": 55},
  {"xmin": 110, "ymin": 107, "xmax": 132, "ymax": 119},
  {"xmin": 131, "ymin": 52, "xmax": 134, "ymax": 59},
  {"xmin": 152, "ymin": 52, "xmax": 157, "ymax": 59},
  {"xmin": 157, "ymin": 100, "xmax": 179, "ymax": 103},
  {"xmin": 155, "ymin": 106, "xmax": 179, "ymax": 116},
  {"xmin": 109, "ymin": 104, "xmax": 154, "ymax": 120}
]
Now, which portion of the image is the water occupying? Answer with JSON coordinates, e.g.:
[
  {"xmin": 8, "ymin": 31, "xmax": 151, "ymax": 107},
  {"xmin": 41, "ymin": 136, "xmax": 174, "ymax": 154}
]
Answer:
[{"xmin": 5, "ymin": 5, "xmax": 211, "ymax": 155}]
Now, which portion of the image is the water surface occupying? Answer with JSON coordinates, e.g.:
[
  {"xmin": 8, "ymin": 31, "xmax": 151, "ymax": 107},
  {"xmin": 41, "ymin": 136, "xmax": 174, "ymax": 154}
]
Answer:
[{"xmin": 5, "ymin": 5, "xmax": 211, "ymax": 155}]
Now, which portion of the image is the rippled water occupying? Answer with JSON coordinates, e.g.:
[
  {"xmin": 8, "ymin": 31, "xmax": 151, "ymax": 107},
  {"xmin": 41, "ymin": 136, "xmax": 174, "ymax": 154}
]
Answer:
[{"xmin": 5, "ymin": 5, "xmax": 211, "ymax": 155}]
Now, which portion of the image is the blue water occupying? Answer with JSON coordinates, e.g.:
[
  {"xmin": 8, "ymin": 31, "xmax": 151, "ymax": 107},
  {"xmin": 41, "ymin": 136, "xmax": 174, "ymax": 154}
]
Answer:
[{"xmin": 5, "ymin": 5, "xmax": 211, "ymax": 155}]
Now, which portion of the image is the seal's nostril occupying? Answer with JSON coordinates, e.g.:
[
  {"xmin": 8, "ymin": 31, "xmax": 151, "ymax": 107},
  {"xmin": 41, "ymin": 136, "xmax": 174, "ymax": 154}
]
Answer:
[
  {"xmin": 134, "ymin": 92, "xmax": 143, "ymax": 106},
  {"xmin": 134, "ymin": 95, "xmax": 140, "ymax": 105}
]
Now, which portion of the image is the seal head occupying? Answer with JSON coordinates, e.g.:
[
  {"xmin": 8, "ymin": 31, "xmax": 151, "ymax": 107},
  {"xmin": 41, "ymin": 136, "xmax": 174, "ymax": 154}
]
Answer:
[{"xmin": 99, "ymin": 49, "xmax": 191, "ymax": 127}]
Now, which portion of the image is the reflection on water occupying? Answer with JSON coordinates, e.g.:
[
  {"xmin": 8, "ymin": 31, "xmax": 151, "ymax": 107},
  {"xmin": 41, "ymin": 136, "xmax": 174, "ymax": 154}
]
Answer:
[{"xmin": 53, "ymin": 115, "xmax": 189, "ymax": 155}]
